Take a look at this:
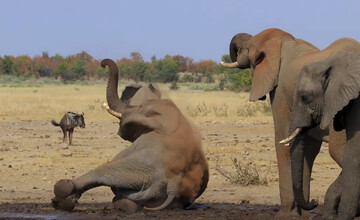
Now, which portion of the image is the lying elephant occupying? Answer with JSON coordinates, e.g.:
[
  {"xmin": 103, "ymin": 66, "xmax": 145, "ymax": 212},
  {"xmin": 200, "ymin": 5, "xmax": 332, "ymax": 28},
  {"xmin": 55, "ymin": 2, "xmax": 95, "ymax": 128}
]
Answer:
[{"xmin": 52, "ymin": 59, "xmax": 209, "ymax": 213}]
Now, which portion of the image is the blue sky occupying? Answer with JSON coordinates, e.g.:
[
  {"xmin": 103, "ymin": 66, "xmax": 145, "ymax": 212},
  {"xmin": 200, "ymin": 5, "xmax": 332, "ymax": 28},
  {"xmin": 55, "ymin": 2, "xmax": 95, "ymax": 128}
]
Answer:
[{"xmin": 1, "ymin": 0, "xmax": 359, "ymax": 62}]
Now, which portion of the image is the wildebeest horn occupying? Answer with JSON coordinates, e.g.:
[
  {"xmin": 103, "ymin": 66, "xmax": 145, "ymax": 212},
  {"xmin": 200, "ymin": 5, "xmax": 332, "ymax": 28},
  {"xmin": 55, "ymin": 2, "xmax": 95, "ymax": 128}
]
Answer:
[
  {"xmin": 103, "ymin": 103, "xmax": 122, "ymax": 119},
  {"xmin": 220, "ymin": 61, "xmax": 239, "ymax": 68},
  {"xmin": 279, "ymin": 128, "xmax": 302, "ymax": 144}
]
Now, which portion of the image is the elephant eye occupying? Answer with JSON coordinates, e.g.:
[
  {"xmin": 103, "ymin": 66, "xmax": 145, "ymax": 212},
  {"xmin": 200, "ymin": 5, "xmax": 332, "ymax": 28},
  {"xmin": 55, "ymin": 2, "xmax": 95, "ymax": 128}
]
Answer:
[
  {"xmin": 301, "ymin": 94, "xmax": 312, "ymax": 104},
  {"xmin": 145, "ymin": 109, "xmax": 161, "ymax": 117},
  {"xmin": 254, "ymin": 52, "xmax": 265, "ymax": 66}
]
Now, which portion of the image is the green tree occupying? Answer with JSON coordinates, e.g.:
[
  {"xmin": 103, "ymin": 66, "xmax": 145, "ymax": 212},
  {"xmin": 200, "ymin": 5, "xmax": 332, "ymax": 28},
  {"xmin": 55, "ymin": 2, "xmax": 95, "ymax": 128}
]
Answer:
[
  {"xmin": 75, "ymin": 51, "xmax": 93, "ymax": 62},
  {"xmin": 55, "ymin": 62, "xmax": 70, "ymax": 82},
  {"xmin": 70, "ymin": 59, "xmax": 87, "ymax": 80},
  {"xmin": 131, "ymin": 61, "xmax": 150, "ymax": 82},
  {"xmin": 96, "ymin": 65, "xmax": 108, "ymax": 79},
  {"xmin": 130, "ymin": 52, "xmax": 144, "ymax": 62},
  {"xmin": 13, "ymin": 55, "xmax": 32, "ymax": 76},
  {"xmin": 2, "ymin": 55, "xmax": 14, "ymax": 74},
  {"xmin": 227, "ymin": 68, "xmax": 253, "ymax": 92},
  {"xmin": 151, "ymin": 55, "xmax": 179, "ymax": 82},
  {"xmin": 42, "ymin": 51, "xmax": 49, "ymax": 58},
  {"xmin": 221, "ymin": 54, "xmax": 232, "ymax": 63}
]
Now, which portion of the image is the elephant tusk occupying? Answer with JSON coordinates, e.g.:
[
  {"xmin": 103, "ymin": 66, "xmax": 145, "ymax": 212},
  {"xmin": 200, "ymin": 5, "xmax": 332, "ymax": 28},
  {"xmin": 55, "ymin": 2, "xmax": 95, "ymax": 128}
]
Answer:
[
  {"xmin": 220, "ymin": 61, "xmax": 239, "ymax": 68},
  {"xmin": 279, "ymin": 128, "xmax": 302, "ymax": 145},
  {"xmin": 103, "ymin": 103, "xmax": 122, "ymax": 119}
]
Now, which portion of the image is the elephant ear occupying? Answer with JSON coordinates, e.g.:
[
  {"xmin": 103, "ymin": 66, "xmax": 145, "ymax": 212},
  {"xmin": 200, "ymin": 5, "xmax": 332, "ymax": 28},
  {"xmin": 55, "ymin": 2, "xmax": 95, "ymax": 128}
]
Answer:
[
  {"xmin": 120, "ymin": 100, "xmax": 181, "ymax": 142},
  {"xmin": 128, "ymin": 84, "xmax": 162, "ymax": 106},
  {"xmin": 148, "ymin": 83, "xmax": 161, "ymax": 99},
  {"xmin": 249, "ymin": 29, "xmax": 294, "ymax": 101},
  {"xmin": 120, "ymin": 84, "xmax": 142, "ymax": 102},
  {"xmin": 320, "ymin": 52, "xmax": 360, "ymax": 129}
]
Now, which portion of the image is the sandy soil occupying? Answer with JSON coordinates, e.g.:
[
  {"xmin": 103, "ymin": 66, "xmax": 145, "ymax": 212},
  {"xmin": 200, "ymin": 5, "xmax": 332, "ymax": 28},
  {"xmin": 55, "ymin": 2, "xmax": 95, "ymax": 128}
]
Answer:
[{"xmin": 0, "ymin": 118, "xmax": 350, "ymax": 219}]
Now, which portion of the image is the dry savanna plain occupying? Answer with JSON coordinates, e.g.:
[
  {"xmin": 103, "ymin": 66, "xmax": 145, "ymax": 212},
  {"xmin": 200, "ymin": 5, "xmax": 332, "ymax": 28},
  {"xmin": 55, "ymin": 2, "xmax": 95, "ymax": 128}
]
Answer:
[{"xmin": 0, "ymin": 81, "xmax": 349, "ymax": 219}]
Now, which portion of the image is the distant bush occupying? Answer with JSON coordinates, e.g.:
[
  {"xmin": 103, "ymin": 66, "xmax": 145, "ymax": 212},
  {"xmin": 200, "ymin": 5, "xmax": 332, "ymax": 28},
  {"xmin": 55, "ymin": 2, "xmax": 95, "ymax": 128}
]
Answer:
[{"xmin": 226, "ymin": 69, "xmax": 252, "ymax": 92}]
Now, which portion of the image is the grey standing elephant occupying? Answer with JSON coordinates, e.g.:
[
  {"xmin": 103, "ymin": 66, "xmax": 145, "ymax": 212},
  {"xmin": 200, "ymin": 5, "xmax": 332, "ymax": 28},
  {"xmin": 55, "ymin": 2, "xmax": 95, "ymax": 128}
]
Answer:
[
  {"xmin": 221, "ymin": 28, "xmax": 360, "ymax": 218},
  {"xmin": 281, "ymin": 51, "xmax": 360, "ymax": 220},
  {"xmin": 52, "ymin": 59, "xmax": 209, "ymax": 213}
]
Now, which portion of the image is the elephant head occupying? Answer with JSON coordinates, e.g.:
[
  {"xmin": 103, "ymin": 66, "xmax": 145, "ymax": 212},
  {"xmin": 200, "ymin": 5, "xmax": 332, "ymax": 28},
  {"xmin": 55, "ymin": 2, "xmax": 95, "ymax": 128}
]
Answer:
[
  {"xmin": 221, "ymin": 29, "xmax": 295, "ymax": 101},
  {"xmin": 280, "ymin": 51, "xmax": 360, "ymax": 210},
  {"xmin": 119, "ymin": 99, "xmax": 182, "ymax": 142},
  {"xmin": 101, "ymin": 58, "xmax": 181, "ymax": 142}
]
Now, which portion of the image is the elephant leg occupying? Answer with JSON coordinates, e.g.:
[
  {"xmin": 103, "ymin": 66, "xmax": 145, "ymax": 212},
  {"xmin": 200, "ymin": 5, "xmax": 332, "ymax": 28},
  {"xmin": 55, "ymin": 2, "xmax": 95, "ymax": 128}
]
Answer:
[
  {"xmin": 336, "ymin": 138, "xmax": 360, "ymax": 219},
  {"xmin": 323, "ymin": 173, "xmax": 341, "ymax": 220},
  {"xmin": 336, "ymin": 103, "xmax": 360, "ymax": 220},
  {"xmin": 112, "ymin": 198, "xmax": 139, "ymax": 213},
  {"xmin": 52, "ymin": 159, "xmax": 155, "ymax": 211},
  {"xmin": 328, "ymin": 124, "xmax": 346, "ymax": 167}
]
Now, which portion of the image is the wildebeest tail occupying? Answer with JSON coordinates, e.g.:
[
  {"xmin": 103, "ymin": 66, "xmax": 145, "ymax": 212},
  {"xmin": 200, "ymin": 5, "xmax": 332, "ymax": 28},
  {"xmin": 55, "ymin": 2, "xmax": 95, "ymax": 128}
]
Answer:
[{"xmin": 51, "ymin": 120, "xmax": 60, "ymax": 126}]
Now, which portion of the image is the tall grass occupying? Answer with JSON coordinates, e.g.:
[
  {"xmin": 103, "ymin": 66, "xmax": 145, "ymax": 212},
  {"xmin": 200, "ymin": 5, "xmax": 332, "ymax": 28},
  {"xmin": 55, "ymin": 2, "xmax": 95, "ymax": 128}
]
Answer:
[{"xmin": 0, "ymin": 82, "xmax": 272, "ymax": 122}]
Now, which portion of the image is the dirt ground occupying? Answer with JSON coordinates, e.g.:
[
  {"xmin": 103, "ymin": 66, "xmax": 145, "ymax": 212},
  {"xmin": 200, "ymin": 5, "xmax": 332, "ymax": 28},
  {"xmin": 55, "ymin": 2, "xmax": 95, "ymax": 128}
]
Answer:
[{"xmin": 0, "ymin": 117, "xmax": 348, "ymax": 219}]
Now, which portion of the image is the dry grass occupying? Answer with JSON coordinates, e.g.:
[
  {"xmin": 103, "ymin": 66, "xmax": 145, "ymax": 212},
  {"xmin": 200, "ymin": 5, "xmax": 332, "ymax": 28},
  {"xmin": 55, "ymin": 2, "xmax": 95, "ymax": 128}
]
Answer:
[
  {"xmin": 0, "ymin": 82, "xmax": 272, "ymax": 123},
  {"xmin": 215, "ymin": 156, "xmax": 269, "ymax": 186}
]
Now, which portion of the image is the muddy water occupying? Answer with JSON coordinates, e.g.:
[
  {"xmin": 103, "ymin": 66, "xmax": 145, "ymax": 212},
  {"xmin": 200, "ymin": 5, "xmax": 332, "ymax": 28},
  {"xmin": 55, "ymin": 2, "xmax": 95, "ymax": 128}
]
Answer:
[
  {"xmin": 0, "ymin": 212, "xmax": 79, "ymax": 219},
  {"xmin": 0, "ymin": 202, "xmax": 280, "ymax": 219}
]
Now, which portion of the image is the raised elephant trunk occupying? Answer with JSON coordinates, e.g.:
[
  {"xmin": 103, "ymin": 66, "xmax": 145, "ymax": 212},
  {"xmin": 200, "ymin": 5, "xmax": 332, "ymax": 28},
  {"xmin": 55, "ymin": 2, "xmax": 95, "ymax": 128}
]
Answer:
[
  {"xmin": 290, "ymin": 133, "xmax": 318, "ymax": 210},
  {"xmin": 101, "ymin": 59, "xmax": 123, "ymax": 113}
]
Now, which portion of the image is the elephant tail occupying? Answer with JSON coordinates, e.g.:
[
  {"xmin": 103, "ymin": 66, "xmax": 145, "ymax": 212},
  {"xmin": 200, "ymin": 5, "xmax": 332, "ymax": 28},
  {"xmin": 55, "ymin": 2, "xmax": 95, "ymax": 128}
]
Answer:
[
  {"xmin": 51, "ymin": 120, "xmax": 60, "ymax": 126},
  {"xmin": 144, "ymin": 181, "xmax": 177, "ymax": 211}
]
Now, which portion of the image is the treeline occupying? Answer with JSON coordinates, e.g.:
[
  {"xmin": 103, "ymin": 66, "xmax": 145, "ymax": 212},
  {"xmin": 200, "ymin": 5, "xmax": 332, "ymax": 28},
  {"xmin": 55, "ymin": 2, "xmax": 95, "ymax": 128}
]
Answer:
[{"xmin": 0, "ymin": 51, "xmax": 252, "ymax": 91}]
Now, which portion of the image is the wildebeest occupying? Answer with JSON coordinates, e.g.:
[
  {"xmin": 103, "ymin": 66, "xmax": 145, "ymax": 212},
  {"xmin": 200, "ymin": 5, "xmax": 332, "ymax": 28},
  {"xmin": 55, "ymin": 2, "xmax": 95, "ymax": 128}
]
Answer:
[{"xmin": 51, "ymin": 112, "xmax": 85, "ymax": 145}]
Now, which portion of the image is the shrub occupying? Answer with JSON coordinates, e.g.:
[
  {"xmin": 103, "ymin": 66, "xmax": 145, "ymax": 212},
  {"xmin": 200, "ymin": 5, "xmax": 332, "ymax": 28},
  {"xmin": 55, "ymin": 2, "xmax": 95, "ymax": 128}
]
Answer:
[{"xmin": 215, "ymin": 157, "xmax": 268, "ymax": 186}]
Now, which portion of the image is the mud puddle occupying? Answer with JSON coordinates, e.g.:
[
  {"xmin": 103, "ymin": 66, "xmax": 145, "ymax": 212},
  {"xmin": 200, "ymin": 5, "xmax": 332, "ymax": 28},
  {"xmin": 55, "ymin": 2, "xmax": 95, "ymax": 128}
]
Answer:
[{"xmin": 0, "ymin": 203, "xmax": 279, "ymax": 219}]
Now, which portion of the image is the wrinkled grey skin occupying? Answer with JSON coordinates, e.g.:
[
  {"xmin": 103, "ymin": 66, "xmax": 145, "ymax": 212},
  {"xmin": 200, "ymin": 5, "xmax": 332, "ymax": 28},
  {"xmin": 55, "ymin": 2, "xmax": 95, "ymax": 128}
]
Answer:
[
  {"xmin": 51, "ymin": 112, "xmax": 85, "ymax": 145},
  {"xmin": 52, "ymin": 59, "xmax": 209, "ymax": 213},
  {"xmin": 289, "ymin": 51, "xmax": 360, "ymax": 220},
  {"xmin": 222, "ymin": 28, "xmax": 360, "ymax": 218}
]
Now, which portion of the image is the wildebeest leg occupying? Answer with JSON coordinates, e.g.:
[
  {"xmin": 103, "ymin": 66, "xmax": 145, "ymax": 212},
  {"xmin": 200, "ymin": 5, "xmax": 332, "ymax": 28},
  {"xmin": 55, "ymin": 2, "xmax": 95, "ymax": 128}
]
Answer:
[
  {"xmin": 62, "ymin": 129, "xmax": 67, "ymax": 143},
  {"xmin": 68, "ymin": 128, "xmax": 74, "ymax": 145}
]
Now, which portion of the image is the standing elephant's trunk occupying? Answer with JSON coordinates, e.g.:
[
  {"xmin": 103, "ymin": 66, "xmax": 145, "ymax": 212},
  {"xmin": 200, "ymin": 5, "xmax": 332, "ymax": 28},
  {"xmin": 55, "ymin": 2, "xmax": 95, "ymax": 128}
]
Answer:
[
  {"xmin": 101, "ymin": 59, "xmax": 123, "ymax": 113},
  {"xmin": 220, "ymin": 33, "xmax": 252, "ymax": 69},
  {"xmin": 290, "ymin": 133, "xmax": 318, "ymax": 210}
]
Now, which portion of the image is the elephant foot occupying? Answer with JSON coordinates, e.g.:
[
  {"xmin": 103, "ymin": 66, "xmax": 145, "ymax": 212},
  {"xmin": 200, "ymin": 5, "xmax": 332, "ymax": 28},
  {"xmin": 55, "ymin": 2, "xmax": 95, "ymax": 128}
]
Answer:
[
  {"xmin": 112, "ymin": 198, "xmax": 138, "ymax": 213},
  {"xmin": 52, "ymin": 179, "xmax": 77, "ymax": 211},
  {"xmin": 275, "ymin": 207, "xmax": 323, "ymax": 220},
  {"xmin": 52, "ymin": 194, "xmax": 78, "ymax": 211},
  {"xmin": 274, "ymin": 208, "xmax": 303, "ymax": 220},
  {"xmin": 54, "ymin": 179, "xmax": 75, "ymax": 198}
]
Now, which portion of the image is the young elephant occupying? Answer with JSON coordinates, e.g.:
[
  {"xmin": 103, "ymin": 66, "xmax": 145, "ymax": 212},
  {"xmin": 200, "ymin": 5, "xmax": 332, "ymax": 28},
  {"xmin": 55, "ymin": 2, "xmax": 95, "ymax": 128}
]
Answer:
[
  {"xmin": 51, "ymin": 112, "xmax": 85, "ymax": 145},
  {"xmin": 52, "ymin": 59, "xmax": 209, "ymax": 213},
  {"xmin": 281, "ymin": 51, "xmax": 360, "ymax": 219}
]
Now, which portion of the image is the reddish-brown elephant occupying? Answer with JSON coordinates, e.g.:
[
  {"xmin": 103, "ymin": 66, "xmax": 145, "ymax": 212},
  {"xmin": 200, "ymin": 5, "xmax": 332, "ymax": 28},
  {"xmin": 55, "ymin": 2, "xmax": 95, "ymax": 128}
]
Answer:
[{"xmin": 221, "ymin": 28, "xmax": 360, "ymax": 218}]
